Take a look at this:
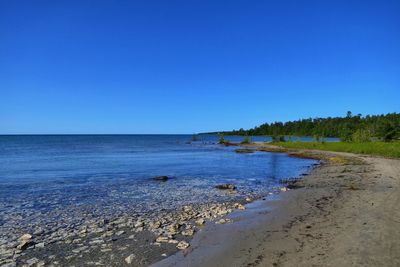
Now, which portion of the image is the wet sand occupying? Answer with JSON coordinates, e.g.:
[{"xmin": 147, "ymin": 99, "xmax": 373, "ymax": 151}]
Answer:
[{"xmin": 152, "ymin": 148, "xmax": 400, "ymax": 267}]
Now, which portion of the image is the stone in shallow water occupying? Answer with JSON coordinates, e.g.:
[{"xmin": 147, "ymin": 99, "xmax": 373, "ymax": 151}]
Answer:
[
  {"xmin": 153, "ymin": 176, "xmax": 169, "ymax": 181},
  {"xmin": 234, "ymin": 203, "xmax": 246, "ymax": 210},
  {"xmin": 216, "ymin": 218, "xmax": 227, "ymax": 224},
  {"xmin": 176, "ymin": 240, "xmax": 190, "ymax": 250},
  {"xmin": 17, "ymin": 240, "xmax": 32, "ymax": 251},
  {"xmin": 215, "ymin": 184, "xmax": 236, "ymax": 190},
  {"xmin": 195, "ymin": 218, "xmax": 205, "ymax": 225},
  {"xmin": 181, "ymin": 229, "xmax": 194, "ymax": 236},
  {"xmin": 125, "ymin": 254, "xmax": 136, "ymax": 264},
  {"xmin": 19, "ymin": 234, "xmax": 32, "ymax": 241},
  {"xmin": 156, "ymin": 236, "xmax": 169, "ymax": 243}
]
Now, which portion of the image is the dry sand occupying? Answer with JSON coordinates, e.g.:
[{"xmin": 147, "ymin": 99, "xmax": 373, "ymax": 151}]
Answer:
[{"xmin": 152, "ymin": 149, "xmax": 400, "ymax": 267}]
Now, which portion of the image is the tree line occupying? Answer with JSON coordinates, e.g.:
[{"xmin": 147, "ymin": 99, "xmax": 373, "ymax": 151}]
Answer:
[{"xmin": 215, "ymin": 112, "xmax": 400, "ymax": 142}]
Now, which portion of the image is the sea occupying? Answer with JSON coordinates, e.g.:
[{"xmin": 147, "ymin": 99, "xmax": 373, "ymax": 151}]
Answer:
[{"xmin": 0, "ymin": 134, "xmax": 323, "ymax": 245}]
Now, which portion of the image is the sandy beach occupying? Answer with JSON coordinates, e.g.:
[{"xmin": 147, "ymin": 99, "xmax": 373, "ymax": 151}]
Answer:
[{"xmin": 152, "ymin": 147, "xmax": 400, "ymax": 267}]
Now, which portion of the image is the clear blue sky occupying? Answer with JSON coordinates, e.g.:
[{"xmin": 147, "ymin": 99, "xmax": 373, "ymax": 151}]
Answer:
[{"xmin": 1, "ymin": 0, "xmax": 399, "ymax": 134}]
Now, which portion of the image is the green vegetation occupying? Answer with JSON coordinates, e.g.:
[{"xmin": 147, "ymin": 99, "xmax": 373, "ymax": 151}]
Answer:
[
  {"xmin": 274, "ymin": 141, "xmax": 400, "ymax": 158},
  {"xmin": 240, "ymin": 136, "xmax": 252, "ymax": 144},
  {"xmin": 219, "ymin": 112, "xmax": 400, "ymax": 142}
]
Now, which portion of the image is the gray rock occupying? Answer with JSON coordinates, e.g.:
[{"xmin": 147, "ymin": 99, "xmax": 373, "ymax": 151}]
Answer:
[
  {"xmin": 215, "ymin": 184, "xmax": 236, "ymax": 190},
  {"xmin": 152, "ymin": 176, "xmax": 169, "ymax": 181},
  {"xmin": 125, "ymin": 254, "xmax": 136, "ymax": 264}
]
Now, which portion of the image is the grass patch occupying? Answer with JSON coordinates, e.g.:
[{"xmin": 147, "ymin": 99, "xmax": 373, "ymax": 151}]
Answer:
[{"xmin": 274, "ymin": 141, "xmax": 400, "ymax": 158}]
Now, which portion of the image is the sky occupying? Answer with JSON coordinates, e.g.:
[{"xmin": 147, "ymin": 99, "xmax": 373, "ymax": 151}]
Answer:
[{"xmin": 0, "ymin": 0, "xmax": 399, "ymax": 134}]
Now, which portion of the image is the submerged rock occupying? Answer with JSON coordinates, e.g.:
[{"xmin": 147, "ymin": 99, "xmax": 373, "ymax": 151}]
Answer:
[
  {"xmin": 125, "ymin": 254, "xmax": 136, "ymax": 264},
  {"xmin": 235, "ymin": 148, "xmax": 254, "ymax": 154},
  {"xmin": 176, "ymin": 240, "xmax": 190, "ymax": 250},
  {"xmin": 215, "ymin": 184, "xmax": 236, "ymax": 190},
  {"xmin": 152, "ymin": 176, "xmax": 169, "ymax": 181},
  {"xmin": 19, "ymin": 234, "xmax": 32, "ymax": 241},
  {"xmin": 195, "ymin": 218, "xmax": 205, "ymax": 225}
]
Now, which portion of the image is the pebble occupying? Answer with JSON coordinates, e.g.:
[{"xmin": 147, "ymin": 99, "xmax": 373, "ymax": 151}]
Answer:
[
  {"xmin": 176, "ymin": 240, "xmax": 190, "ymax": 250},
  {"xmin": 181, "ymin": 229, "xmax": 194, "ymax": 236},
  {"xmin": 216, "ymin": 219, "xmax": 227, "ymax": 224},
  {"xmin": 125, "ymin": 254, "xmax": 136, "ymax": 264},
  {"xmin": 156, "ymin": 236, "xmax": 169, "ymax": 243},
  {"xmin": 19, "ymin": 234, "xmax": 32, "ymax": 241},
  {"xmin": 195, "ymin": 218, "xmax": 205, "ymax": 225}
]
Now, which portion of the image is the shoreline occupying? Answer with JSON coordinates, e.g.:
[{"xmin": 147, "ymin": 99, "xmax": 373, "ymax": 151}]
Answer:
[
  {"xmin": 3, "ymin": 142, "xmax": 313, "ymax": 267},
  {"xmin": 151, "ymin": 146, "xmax": 400, "ymax": 266}
]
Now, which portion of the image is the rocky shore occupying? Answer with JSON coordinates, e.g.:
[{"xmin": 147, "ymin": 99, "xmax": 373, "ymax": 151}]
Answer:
[
  {"xmin": 152, "ymin": 146, "xmax": 400, "ymax": 267},
  {"xmin": 0, "ymin": 142, "xmax": 318, "ymax": 267},
  {"xmin": 0, "ymin": 185, "xmax": 295, "ymax": 267}
]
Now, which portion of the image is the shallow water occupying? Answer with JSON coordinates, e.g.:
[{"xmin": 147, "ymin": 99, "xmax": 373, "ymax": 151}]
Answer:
[{"xmin": 0, "ymin": 135, "xmax": 318, "ymax": 241}]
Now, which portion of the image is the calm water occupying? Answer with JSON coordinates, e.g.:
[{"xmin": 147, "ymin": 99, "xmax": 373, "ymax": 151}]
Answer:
[{"xmin": 0, "ymin": 135, "xmax": 318, "ymax": 238}]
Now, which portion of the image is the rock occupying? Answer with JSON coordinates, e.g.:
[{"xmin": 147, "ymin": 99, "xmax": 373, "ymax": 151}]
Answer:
[
  {"xmin": 280, "ymin": 187, "xmax": 287, "ymax": 192},
  {"xmin": 17, "ymin": 240, "xmax": 31, "ymax": 250},
  {"xmin": 216, "ymin": 219, "xmax": 227, "ymax": 224},
  {"xmin": 125, "ymin": 254, "xmax": 136, "ymax": 264},
  {"xmin": 167, "ymin": 223, "xmax": 180, "ymax": 234},
  {"xmin": 286, "ymin": 180, "xmax": 305, "ymax": 189},
  {"xmin": 245, "ymin": 197, "xmax": 252, "ymax": 202},
  {"xmin": 135, "ymin": 227, "xmax": 144, "ymax": 232},
  {"xmin": 234, "ymin": 203, "xmax": 246, "ymax": 210},
  {"xmin": 150, "ymin": 221, "xmax": 161, "ymax": 229},
  {"xmin": 176, "ymin": 241, "xmax": 190, "ymax": 250},
  {"xmin": 215, "ymin": 184, "xmax": 236, "ymax": 190},
  {"xmin": 35, "ymin": 242, "xmax": 45, "ymax": 248},
  {"xmin": 26, "ymin": 257, "xmax": 39, "ymax": 266},
  {"xmin": 134, "ymin": 221, "xmax": 144, "ymax": 228},
  {"xmin": 168, "ymin": 239, "xmax": 178, "ymax": 244},
  {"xmin": 19, "ymin": 234, "xmax": 32, "ymax": 241},
  {"xmin": 181, "ymin": 229, "xmax": 194, "ymax": 236},
  {"xmin": 235, "ymin": 148, "xmax": 254, "ymax": 153},
  {"xmin": 195, "ymin": 218, "xmax": 205, "ymax": 225},
  {"xmin": 183, "ymin": 206, "xmax": 192, "ymax": 212},
  {"xmin": 153, "ymin": 176, "xmax": 169, "ymax": 181},
  {"xmin": 116, "ymin": 230, "xmax": 125, "ymax": 236},
  {"xmin": 156, "ymin": 236, "xmax": 169, "ymax": 243}
]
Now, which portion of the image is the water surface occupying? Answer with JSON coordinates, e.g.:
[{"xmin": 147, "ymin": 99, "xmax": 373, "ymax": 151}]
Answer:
[{"xmin": 0, "ymin": 135, "xmax": 318, "ymax": 240}]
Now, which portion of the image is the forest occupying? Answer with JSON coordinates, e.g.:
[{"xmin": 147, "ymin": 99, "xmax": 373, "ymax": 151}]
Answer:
[{"xmin": 216, "ymin": 112, "xmax": 400, "ymax": 142}]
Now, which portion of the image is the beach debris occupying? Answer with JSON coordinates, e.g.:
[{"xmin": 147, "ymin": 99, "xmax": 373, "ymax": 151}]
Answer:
[
  {"xmin": 215, "ymin": 184, "xmax": 236, "ymax": 190},
  {"xmin": 153, "ymin": 176, "xmax": 169, "ymax": 181},
  {"xmin": 176, "ymin": 240, "xmax": 190, "ymax": 250},
  {"xmin": 125, "ymin": 254, "xmax": 136, "ymax": 264}
]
